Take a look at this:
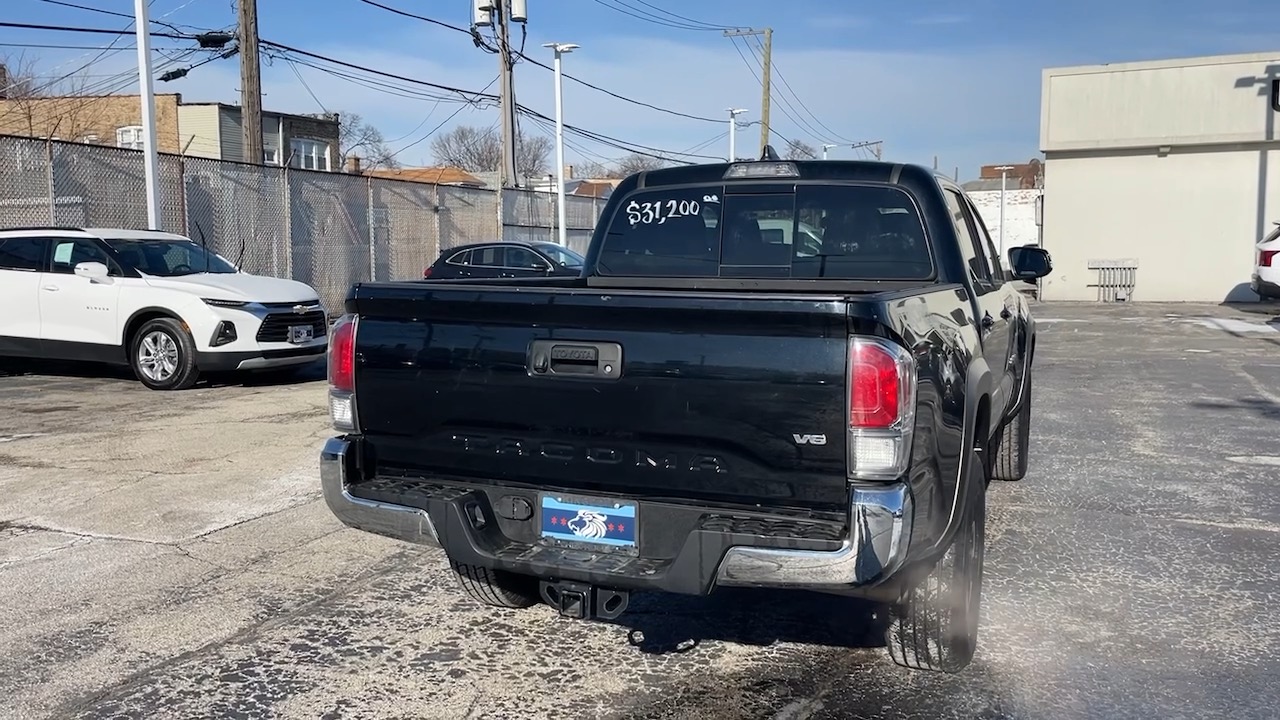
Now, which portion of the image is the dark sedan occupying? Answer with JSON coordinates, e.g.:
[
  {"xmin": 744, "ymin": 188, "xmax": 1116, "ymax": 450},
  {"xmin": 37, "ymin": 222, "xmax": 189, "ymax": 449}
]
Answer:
[{"xmin": 423, "ymin": 241, "xmax": 585, "ymax": 279}]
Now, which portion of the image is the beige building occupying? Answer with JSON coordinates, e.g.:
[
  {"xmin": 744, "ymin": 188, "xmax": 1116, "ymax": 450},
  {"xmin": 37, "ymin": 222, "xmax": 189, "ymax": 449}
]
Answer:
[
  {"xmin": 1040, "ymin": 51, "xmax": 1280, "ymax": 302},
  {"xmin": 0, "ymin": 92, "xmax": 340, "ymax": 171}
]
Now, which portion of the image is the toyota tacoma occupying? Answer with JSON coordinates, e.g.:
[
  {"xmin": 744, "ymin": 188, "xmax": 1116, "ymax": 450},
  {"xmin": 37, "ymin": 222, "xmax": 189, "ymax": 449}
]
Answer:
[{"xmin": 319, "ymin": 150, "xmax": 1052, "ymax": 673}]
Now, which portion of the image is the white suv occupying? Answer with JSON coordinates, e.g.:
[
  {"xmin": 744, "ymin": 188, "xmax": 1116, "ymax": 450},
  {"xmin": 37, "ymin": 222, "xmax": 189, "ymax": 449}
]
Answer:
[
  {"xmin": 1253, "ymin": 222, "xmax": 1279, "ymax": 300},
  {"xmin": 0, "ymin": 226, "xmax": 329, "ymax": 390}
]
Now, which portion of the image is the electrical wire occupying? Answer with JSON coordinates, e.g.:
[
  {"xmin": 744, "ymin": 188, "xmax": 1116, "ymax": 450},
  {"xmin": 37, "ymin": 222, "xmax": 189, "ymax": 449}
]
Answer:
[
  {"xmin": 352, "ymin": 0, "xmax": 721, "ymax": 123},
  {"xmin": 38, "ymin": 0, "xmax": 194, "ymax": 34},
  {"xmin": 619, "ymin": 0, "xmax": 734, "ymax": 30},
  {"xmin": 510, "ymin": 50, "xmax": 719, "ymax": 124},
  {"xmin": 587, "ymin": 0, "xmax": 724, "ymax": 32},
  {"xmin": 389, "ymin": 77, "xmax": 499, "ymax": 159},
  {"xmin": 286, "ymin": 60, "xmax": 329, "ymax": 114},
  {"xmin": 0, "ymin": 21, "xmax": 193, "ymax": 39},
  {"xmin": 747, "ymin": 34, "xmax": 855, "ymax": 146}
]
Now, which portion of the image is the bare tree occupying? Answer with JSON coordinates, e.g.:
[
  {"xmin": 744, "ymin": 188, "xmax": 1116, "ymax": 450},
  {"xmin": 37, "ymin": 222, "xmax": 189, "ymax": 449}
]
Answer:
[
  {"xmin": 429, "ymin": 124, "xmax": 552, "ymax": 177},
  {"xmin": 612, "ymin": 153, "xmax": 669, "ymax": 176},
  {"xmin": 783, "ymin": 139, "xmax": 818, "ymax": 160},
  {"xmin": 1, "ymin": 52, "xmax": 105, "ymax": 141},
  {"xmin": 337, "ymin": 111, "xmax": 399, "ymax": 170}
]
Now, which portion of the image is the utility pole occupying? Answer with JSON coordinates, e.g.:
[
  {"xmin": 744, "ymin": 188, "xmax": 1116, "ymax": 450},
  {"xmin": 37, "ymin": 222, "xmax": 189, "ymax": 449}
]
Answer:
[
  {"xmin": 726, "ymin": 108, "xmax": 746, "ymax": 161},
  {"xmin": 133, "ymin": 0, "xmax": 160, "ymax": 228},
  {"xmin": 494, "ymin": 0, "xmax": 521, "ymax": 188},
  {"xmin": 723, "ymin": 28, "xmax": 772, "ymax": 153},
  {"xmin": 238, "ymin": 0, "xmax": 263, "ymax": 165}
]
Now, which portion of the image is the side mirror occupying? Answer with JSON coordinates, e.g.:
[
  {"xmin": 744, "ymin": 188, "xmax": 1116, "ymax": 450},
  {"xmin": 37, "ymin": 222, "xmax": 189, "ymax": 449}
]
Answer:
[
  {"xmin": 1007, "ymin": 246, "xmax": 1052, "ymax": 282},
  {"xmin": 74, "ymin": 261, "xmax": 110, "ymax": 281}
]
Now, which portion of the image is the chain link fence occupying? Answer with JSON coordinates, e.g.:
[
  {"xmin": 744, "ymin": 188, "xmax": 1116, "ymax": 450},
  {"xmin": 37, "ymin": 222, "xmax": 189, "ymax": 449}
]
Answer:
[{"xmin": 0, "ymin": 134, "xmax": 606, "ymax": 311}]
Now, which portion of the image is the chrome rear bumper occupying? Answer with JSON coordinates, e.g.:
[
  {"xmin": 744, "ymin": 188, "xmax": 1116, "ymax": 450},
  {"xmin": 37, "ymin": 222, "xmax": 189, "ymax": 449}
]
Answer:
[{"xmin": 320, "ymin": 436, "xmax": 913, "ymax": 591}]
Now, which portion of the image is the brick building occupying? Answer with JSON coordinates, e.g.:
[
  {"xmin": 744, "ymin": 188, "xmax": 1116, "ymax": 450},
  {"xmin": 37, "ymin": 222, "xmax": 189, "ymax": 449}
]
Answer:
[{"xmin": 0, "ymin": 92, "xmax": 340, "ymax": 170}]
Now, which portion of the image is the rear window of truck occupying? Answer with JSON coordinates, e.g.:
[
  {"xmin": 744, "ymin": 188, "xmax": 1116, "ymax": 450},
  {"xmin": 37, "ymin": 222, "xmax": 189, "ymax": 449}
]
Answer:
[{"xmin": 595, "ymin": 183, "xmax": 933, "ymax": 279}]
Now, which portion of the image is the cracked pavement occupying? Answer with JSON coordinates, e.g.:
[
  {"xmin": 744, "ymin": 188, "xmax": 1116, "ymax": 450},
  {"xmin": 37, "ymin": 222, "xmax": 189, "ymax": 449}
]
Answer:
[{"xmin": 2, "ymin": 302, "xmax": 1279, "ymax": 719}]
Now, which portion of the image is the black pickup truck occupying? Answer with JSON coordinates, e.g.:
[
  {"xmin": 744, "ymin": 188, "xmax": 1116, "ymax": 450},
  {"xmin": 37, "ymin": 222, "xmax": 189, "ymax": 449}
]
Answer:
[{"xmin": 320, "ymin": 151, "xmax": 1052, "ymax": 673}]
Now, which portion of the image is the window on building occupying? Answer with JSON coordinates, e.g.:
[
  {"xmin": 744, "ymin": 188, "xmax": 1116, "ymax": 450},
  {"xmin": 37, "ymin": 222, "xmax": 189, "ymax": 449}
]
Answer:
[
  {"xmin": 263, "ymin": 146, "xmax": 281, "ymax": 165},
  {"xmin": 116, "ymin": 126, "xmax": 144, "ymax": 150},
  {"xmin": 289, "ymin": 138, "xmax": 329, "ymax": 171},
  {"xmin": 80, "ymin": 134, "xmax": 100, "ymax": 144}
]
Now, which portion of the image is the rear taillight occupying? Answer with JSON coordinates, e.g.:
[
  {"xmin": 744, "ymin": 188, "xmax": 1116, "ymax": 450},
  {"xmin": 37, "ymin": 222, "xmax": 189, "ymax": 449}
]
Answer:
[
  {"xmin": 1261, "ymin": 250, "xmax": 1278, "ymax": 268},
  {"xmin": 328, "ymin": 314, "xmax": 358, "ymax": 431},
  {"xmin": 422, "ymin": 266, "xmax": 433, "ymax": 278},
  {"xmin": 848, "ymin": 337, "xmax": 916, "ymax": 481}
]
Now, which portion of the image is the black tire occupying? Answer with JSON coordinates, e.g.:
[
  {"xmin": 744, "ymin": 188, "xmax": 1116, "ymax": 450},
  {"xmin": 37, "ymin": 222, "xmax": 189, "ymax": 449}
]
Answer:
[
  {"xmin": 451, "ymin": 561, "xmax": 540, "ymax": 609},
  {"xmin": 129, "ymin": 317, "xmax": 200, "ymax": 391},
  {"xmin": 886, "ymin": 452, "xmax": 986, "ymax": 673},
  {"xmin": 991, "ymin": 368, "xmax": 1032, "ymax": 481}
]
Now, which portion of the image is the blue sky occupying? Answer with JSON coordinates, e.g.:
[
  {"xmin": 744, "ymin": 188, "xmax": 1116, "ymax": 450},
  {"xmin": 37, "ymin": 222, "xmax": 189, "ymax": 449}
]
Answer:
[{"xmin": 4, "ymin": 0, "xmax": 1280, "ymax": 177}]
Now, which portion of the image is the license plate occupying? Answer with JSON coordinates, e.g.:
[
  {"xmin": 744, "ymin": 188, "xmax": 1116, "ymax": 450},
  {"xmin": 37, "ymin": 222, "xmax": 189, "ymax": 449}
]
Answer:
[
  {"xmin": 540, "ymin": 493, "xmax": 637, "ymax": 550},
  {"xmin": 287, "ymin": 325, "xmax": 313, "ymax": 344}
]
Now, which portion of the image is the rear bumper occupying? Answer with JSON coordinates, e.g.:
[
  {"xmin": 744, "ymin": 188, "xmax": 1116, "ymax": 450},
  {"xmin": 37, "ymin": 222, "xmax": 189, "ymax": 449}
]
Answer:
[
  {"xmin": 320, "ymin": 436, "xmax": 914, "ymax": 596},
  {"xmin": 196, "ymin": 344, "xmax": 326, "ymax": 372},
  {"xmin": 1252, "ymin": 274, "xmax": 1280, "ymax": 300}
]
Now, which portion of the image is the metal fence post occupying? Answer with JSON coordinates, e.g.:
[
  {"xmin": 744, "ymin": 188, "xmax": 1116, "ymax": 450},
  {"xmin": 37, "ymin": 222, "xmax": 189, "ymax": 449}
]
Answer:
[
  {"xmin": 495, "ymin": 184, "xmax": 504, "ymax": 241},
  {"xmin": 45, "ymin": 138, "xmax": 55, "ymax": 223},
  {"xmin": 282, "ymin": 164, "xmax": 292, "ymax": 279},
  {"xmin": 367, "ymin": 175, "xmax": 375, "ymax": 282},
  {"xmin": 433, "ymin": 181, "xmax": 443, "ymax": 262}
]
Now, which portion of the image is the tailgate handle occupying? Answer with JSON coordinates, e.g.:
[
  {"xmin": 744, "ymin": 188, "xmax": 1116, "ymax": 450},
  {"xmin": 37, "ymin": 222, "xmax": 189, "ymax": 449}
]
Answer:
[{"xmin": 529, "ymin": 340, "xmax": 623, "ymax": 380}]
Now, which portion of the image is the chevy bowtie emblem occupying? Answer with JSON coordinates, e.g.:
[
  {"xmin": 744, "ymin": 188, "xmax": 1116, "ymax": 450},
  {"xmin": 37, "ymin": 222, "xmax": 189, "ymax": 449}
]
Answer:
[{"xmin": 292, "ymin": 304, "xmax": 311, "ymax": 314}]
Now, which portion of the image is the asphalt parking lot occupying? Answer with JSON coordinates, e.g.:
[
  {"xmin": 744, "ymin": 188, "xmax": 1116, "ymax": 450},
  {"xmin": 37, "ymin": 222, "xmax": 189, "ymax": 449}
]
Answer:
[{"xmin": 2, "ymin": 301, "xmax": 1279, "ymax": 720}]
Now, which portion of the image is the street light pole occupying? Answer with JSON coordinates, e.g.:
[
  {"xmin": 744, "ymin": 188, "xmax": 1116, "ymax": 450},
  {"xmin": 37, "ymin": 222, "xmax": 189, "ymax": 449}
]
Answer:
[
  {"xmin": 822, "ymin": 143, "xmax": 837, "ymax": 160},
  {"xmin": 726, "ymin": 108, "xmax": 746, "ymax": 161},
  {"xmin": 133, "ymin": 0, "xmax": 161, "ymax": 229},
  {"xmin": 543, "ymin": 42, "xmax": 578, "ymax": 246},
  {"xmin": 994, "ymin": 165, "xmax": 1014, "ymax": 260}
]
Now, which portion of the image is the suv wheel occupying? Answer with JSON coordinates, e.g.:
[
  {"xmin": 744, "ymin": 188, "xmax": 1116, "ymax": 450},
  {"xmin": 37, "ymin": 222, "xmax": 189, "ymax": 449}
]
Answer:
[{"xmin": 130, "ymin": 318, "xmax": 200, "ymax": 391}]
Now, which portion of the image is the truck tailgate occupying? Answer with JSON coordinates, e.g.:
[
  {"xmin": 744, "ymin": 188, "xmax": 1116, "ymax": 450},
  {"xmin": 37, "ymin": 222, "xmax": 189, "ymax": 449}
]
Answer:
[{"xmin": 351, "ymin": 284, "xmax": 852, "ymax": 514}]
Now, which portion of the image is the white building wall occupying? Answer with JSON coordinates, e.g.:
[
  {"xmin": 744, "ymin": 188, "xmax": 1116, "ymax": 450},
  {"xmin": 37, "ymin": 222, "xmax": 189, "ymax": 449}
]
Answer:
[
  {"xmin": 967, "ymin": 188, "xmax": 1042, "ymax": 253},
  {"xmin": 1041, "ymin": 51, "xmax": 1280, "ymax": 302},
  {"xmin": 1041, "ymin": 147, "xmax": 1280, "ymax": 302}
]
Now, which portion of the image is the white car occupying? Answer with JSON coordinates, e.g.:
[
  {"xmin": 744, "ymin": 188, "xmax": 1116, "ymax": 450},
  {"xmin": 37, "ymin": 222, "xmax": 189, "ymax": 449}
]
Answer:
[
  {"xmin": 0, "ymin": 226, "xmax": 328, "ymax": 390},
  {"xmin": 1253, "ymin": 221, "xmax": 1280, "ymax": 300}
]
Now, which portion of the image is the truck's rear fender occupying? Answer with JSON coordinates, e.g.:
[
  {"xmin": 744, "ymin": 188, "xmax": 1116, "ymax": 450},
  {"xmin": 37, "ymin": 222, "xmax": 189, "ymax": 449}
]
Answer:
[{"xmin": 853, "ymin": 284, "xmax": 988, "ymax": 560}]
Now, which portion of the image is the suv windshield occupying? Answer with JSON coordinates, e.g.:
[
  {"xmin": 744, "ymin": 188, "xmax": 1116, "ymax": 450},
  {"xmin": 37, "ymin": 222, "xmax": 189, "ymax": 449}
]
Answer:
[
  {"xmin": 535, "ymin": 243, "xmax": 585, "ymax": 268},
  {"xmin": 596, "ymin": 183, "xmax": 933, "ymax": 279},
  {"xmin": 104, "ymin": 239, "xmax": 238, "ymax": 276}
]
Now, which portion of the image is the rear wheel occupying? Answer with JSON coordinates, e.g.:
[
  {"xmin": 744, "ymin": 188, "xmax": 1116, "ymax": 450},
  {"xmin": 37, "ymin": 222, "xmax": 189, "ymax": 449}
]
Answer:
[
  {"xmin": 885, "ymin": 451, "xmax": 986, "ymax": 673},
  {"xmin": 451, "ymin": 561, "xmax": 540, "ymax": 609},
  {"xmin": 130, "ymin": 318, "xmax": 200, "ymax": 391},
  {"xmin": 991, "ymin": 368, "xmax": 1032, "ymax": 481}
]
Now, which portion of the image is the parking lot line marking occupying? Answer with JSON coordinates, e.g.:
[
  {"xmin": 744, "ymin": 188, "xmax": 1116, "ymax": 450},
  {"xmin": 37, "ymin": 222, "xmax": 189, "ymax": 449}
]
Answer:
[
  {"xmin": 1226, "ymin": 456, "xmax": 1280, "ymax": 466},
  {"xmin": 0, "ymin": 433, "xmax": 46, "ymax": 443}
]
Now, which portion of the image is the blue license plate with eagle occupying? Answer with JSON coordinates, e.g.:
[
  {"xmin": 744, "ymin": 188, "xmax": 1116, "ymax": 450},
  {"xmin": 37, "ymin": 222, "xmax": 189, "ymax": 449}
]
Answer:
[{"xmin": 539, "ymin": 493, "xmax": 638, "ymax": 550}]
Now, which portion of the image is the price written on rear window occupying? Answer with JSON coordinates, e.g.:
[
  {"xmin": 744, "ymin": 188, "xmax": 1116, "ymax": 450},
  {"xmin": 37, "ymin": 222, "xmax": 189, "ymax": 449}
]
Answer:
[{"xmin": 625, "ymin": 199, "xmax": 701, "ymax": 225}]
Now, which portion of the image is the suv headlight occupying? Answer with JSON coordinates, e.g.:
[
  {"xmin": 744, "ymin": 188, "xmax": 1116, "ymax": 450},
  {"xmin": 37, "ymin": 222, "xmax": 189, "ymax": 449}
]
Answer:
[{"xmin": 203, "ymin": 298, "xmax": 248, "ymax": 308}]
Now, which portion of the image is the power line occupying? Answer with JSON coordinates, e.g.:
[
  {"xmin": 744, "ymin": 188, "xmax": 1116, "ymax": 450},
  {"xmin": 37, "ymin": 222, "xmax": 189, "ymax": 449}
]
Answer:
[
  {"xmin": 38, "ymin": 0, "xmax": 193, "ymax": 34},
  {"xmin": 747, "ymin": 35, "xmax": 854, "ymax": 146},
  {"xmin": 259, "ymin": 38, "xmax": 496, "ymax": 104},
  {"xmin": 351, "ymin": 0, "xmax": 720, "ymax": 123},
  {"xmin": 0, "ymin": 20, "xmax": 194, "ymax": 40},
  {"xmin": 587, "ymin": 0, "xmax": 726, "ymax": 32},
  {"xmin": 619, "ymin": 0, "xmax": 734, "ymax": 30},
  {"xmin": 511, "ymin": 50, "xmax": 718, "ymax": 123},
  {"xmin": 0, "ymin": 18, "xmax": 714, "ymax": 168},
  {"xmin": 389, "ymin": 76, "xmax": 500, "ymax": 159}
]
